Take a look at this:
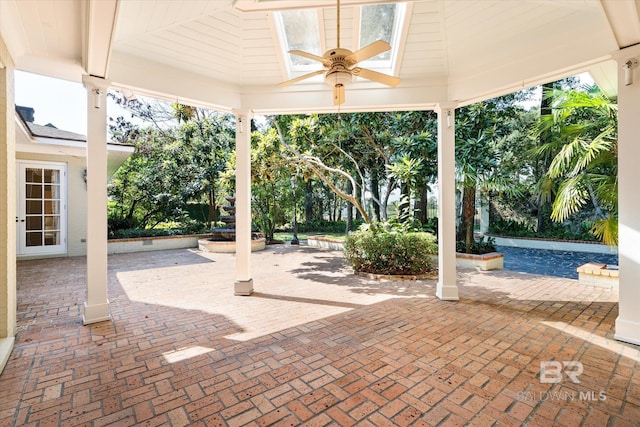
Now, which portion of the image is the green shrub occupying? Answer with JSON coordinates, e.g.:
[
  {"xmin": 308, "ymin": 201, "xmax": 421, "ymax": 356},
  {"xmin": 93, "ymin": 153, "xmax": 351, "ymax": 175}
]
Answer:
[
  {"xmin": 456, "ymin": 236, "xmax": 496, "ymax": 254},
  {"xmin": 344, "ymin": 226, "xmax": 437, "ymax": 275},
  {"xmin": 488, "ymin": 218, "xmax": 599, "ymax": 242}
]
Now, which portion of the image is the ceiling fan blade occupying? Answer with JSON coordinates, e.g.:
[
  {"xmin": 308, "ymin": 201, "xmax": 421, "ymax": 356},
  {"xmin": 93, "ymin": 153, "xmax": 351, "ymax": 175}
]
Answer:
[
  {"xmin": 333, "ymin": 84, "xmax": 345, "ymax": 105},
  {"xmin": 352, "ymin": 67, "xmax": 400, "ymax": 87},
  {"xmin": 279, "ymin": 70, "xmax": 325, "ymax": 87},
  {"xmin": 346, "ymin": 40, "xmax": 391, "ymax": 64},
  {"xmin": 288, "ymin": 50, "xmax": 327, "ymax": 65}
]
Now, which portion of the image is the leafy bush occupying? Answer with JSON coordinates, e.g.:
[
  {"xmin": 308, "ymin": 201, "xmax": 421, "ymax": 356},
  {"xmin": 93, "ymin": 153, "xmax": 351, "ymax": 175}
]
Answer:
[
  {"xmin": 108, "ymin": 220, "xmax": 206, "ymax": 240},
  {"xmin": 488, "ymin": 218, "xmax": 599, "ymax": 241},
  {"xmin": 456, "ymin": 236, "xmax": 496, "ymax": 254},
  {"xmin": 296, "ymin": 219, "xmax": 364, "ymax": 234},
  {"xmin": 344, "ymin": 225, "xmax": 437, "ymax": 275}
]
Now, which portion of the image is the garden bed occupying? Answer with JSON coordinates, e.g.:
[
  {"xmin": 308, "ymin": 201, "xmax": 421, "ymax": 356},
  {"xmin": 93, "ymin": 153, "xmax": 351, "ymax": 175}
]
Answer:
[
  {"xmin": 488, "ymin": 235, "xmax": 617, "ymax": 255},
  {"xmin": 307, "ymin": 235, "xmax": 345, "ymax": 250},
  {"xmin": 310, "ymin": 236, "xmax": 504, "ymax": 271},
  {"xmin": 108, "ymin": 233, "xmax": 213, "ymax": 254},
  {"xmin": 453, "ymin": 252, "xmax": 504, "ymax": 271}
]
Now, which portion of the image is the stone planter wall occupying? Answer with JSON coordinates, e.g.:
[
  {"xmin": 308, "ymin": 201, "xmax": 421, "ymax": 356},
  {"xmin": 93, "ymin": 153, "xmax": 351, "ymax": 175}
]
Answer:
[
  {"xmin": 108, "ymin": 234, "xmax": 212, "ymax": 254},
  {"xmin": 307, "ymin": 236, "xmax": 345, "ymax": 250},
  {"xmin": 198, "ymin": 238, "xmax": 266, "ymax": 253},
  {"xmin": 489, "ymin": 235, "xmax": 617, "ymax": 255},
  {"xmin": 577, "ymin": 262, "xmax": 619, "ymax": 289},
  {"xmin": 454, "ymin": 252, "xmax": 504, "ymax": 271}
]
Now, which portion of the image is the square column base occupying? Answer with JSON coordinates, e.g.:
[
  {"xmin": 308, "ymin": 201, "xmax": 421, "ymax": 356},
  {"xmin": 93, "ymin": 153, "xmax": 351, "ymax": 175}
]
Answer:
[
  {"xmin": 436, "ymin": 282, "xmax": 459, "ymax": 301},
  {"xmin": 615, "ymin": 317, "xmax": 640, "ymax": 346},
  {"xmin": 234, "ymin": 279, "xmax": 254, "ymax": 296},
  {"xmin": 83, "ymin": 300, "xmax": 111, "ymax": 325},
  {"xmin": 0, "ymin": 337, "xmax": 15, "ymax": 374}
]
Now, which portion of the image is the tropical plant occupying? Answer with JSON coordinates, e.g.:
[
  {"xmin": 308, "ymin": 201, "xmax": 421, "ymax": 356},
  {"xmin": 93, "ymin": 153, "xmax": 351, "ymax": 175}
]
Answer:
[
  {"xmin": 531, "ymin": 85, "xmax": 618, "ymax": 245},
  {"xmin": 455, "ymin": 94, "xmax": 527, "ymax": 252}
]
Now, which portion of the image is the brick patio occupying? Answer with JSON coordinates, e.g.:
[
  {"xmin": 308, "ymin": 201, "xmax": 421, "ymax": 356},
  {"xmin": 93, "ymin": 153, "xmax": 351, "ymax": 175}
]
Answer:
[{"xmin": 1, "ymin": 245, "xmax": 639, "ymax": 426}]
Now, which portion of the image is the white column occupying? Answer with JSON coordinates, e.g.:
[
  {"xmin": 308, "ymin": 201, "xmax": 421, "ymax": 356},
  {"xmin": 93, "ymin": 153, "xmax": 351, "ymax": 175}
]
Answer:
[
  {"xmin": 613, "ymin": 45, "xmax": 640, "ymax": 345},
  {"xmin": 82, "ymin": 76, "xmax": 111, "ymax": 324},
  {"xmin": 0, "ymin": 38, "xmax": 17, "ymax": 372},
  {"xmin": 233, "ymin": 110, "xmax": 253, "ymax": 296},
  {"xmin": 435, "ymin": 103, "xmax": 459, "ymax": 301}
]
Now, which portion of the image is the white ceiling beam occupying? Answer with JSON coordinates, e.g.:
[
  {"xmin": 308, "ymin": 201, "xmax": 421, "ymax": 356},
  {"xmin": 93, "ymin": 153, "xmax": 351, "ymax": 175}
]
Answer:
[
  {"xmin": 588, "ymin": 60, "xmax": 618, "ymax": 98},
  {"xmin": 242, "ymin": 79, "xmax": 447, "ymax": 114},
  {"xmin": 108, "ymin": 52, "xmax": 242, "ymax": 112},
  {"xmin": 83, "ymin": 0, "xmax": 119, "ymax": 78},
  {"xmin": 599, "ymin": 0, "xmax": 640, "ymax": 49}
]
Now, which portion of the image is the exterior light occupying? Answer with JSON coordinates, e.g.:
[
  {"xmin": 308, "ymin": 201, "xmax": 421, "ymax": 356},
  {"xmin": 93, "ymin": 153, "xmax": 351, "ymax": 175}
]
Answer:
[{"xmin": 623, "ymin": 59, "xmax": 638, "ymax": 86}]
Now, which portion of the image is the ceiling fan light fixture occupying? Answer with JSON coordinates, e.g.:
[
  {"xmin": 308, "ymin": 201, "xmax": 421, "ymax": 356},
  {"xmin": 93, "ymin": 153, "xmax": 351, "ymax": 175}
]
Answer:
[
  {"xmin": 277, "ymin": 0, "xmax": 400, "ymax": 105},
  {"xmin": 325, "ymin": 70, "xmax": 353, "ymax": 87}
]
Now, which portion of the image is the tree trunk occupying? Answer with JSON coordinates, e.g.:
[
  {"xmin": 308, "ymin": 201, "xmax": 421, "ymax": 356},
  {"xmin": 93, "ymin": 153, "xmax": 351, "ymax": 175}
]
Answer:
[
  {"xmin": 414, "ymin": 183, "xmax": 428, "ymax": 224},
  {"xmin": 399, "ymin": 182, "xmax": 410, "ymax": 223},
  {"xmin": 304, "ymin": 181, "xmax": 313, "ymax": 223},
  {"xmin": 371, "ymin": 173, "xmax": 381, "ymax": 222},
  {"xmin": 537, "ymin": 81, "xmax": 554, "ymax": 233},
  {"xmin": 208, "ymin": 186, "xmax": 216, "ymax": 228},
  {"xmin": 346, "ymin": 180, "xmax": 353, "ymax": 232},
  {"xmin": 462, "ymin": 184, "xmax": 476, "ymax": 252}
]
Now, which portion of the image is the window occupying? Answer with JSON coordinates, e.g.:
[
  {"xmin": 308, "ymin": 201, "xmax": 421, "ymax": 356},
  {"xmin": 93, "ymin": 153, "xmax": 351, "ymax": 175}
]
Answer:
[
  {"xmin": 359, "ymin": 3, "xmax": 405, "ymax": 70},
  {"xmin": 275, "ymin": 9, "xmax": 322, "ymax": 74}
]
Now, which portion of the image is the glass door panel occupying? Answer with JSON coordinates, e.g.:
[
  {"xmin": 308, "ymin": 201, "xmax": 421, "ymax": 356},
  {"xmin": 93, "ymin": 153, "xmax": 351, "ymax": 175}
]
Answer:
[{"xmin": 17, "ymin": 162, "xmax": 67, "ymax": 255}]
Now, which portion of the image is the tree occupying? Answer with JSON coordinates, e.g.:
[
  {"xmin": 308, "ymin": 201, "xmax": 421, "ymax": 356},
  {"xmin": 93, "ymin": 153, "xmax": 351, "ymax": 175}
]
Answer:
[
  {"xmin": 250, "ymin": 128, "xmax": 292, "ymax": 242},
  {"xmin": 532, "ymin": 85, "xmax": 618, "ymax": 245},
  {"xmin": 107, "ymin": 94, "xmax": 235, "ymax": 231},
  {"xmin": 455, "ymin": 94, "xmax": 529, "ymax": 251},
  {"xmin": 272, "ymin": 116, "xmax": 372, "ymax": 224}
]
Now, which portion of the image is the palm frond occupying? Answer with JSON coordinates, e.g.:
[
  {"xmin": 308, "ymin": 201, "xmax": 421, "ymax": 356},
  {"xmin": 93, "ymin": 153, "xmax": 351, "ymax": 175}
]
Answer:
[
  {"xmin": 591, "ymin": 217, "xmax": 618, "ymax": 246},
  {"xmin": 550, "ymin": 176, "xmax": 588, "ymax": 222}
]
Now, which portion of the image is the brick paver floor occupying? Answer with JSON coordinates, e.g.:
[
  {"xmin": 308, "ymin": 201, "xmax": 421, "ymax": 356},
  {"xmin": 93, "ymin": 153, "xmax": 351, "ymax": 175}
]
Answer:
[{"xmin": 1, "ymin": 245, "xmax": 639, "ymax": 426}]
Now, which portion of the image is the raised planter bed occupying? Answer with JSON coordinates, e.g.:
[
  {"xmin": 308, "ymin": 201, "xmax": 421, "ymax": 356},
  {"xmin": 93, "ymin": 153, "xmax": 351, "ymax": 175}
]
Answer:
[
  {"xmin": 488, "ymin": 235, "xmax": 617, "ymax": 255},
  {"xmin": 577, "ymin": 262, "xmax": 619, "ymax": 289},
  {"xmin": 307, "ymin": 235, "xmax": 345, "ymax": 250},
  {"xmin": 354, "ymin": 271, "xmax": 438, "ymax": 280},
  {"xmin": 309, "ymin": 236, "xmax": 503, "ymax": 271},
  {"xmin": 108, "ymin": 234, "xmax": 212, "ymax": 254},
  {"xmin": 198, "ymin": 237, "xmax": 266, "ymax": 253},
  {"xmin": 454, "ymin": 252, "xmax": 504, "ymax": 271},
  {"xmin": 430, "ymin": 252, "xmax": 504, "ymax": 271},
  {"xmin": 108, "ymin": 233, "xmax": 266, "ymax": 254}
]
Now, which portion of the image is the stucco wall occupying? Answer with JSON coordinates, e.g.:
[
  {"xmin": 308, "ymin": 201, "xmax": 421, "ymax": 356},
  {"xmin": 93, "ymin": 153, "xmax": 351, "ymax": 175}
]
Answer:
[
  {"xmin": 0, "ymin": 33, "xmax": 17, "ymax": 369},
  {"xmin": 16, "ymin": 152, "xmax": 88, "ymax": 258}
]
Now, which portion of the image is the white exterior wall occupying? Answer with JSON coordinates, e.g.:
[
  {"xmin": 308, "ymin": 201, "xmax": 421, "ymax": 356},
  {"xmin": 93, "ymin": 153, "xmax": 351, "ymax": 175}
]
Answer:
[{"xmin": 0, "ymin": 34, "xmax": 16, "ymax": 371}]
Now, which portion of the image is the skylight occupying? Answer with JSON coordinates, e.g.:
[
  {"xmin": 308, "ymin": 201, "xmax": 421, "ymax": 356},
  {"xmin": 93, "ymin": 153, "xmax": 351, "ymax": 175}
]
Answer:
[
  {"xmin": 274, "ymin": 2, "xmax": 407, "ymax": 80},
  {"xmin": 359, "ymin": 3, "xmax": 405, "ymax": 70},
  {"xmin": 275, "ymin": 9, "xmax": 322, "ymax": 74}
]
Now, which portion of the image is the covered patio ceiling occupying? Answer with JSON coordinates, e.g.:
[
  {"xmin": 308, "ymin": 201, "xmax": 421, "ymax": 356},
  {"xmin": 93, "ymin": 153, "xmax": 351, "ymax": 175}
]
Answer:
[{"xmin": 1, "ymin": 0, "xmax": 639, "ymax": 113}]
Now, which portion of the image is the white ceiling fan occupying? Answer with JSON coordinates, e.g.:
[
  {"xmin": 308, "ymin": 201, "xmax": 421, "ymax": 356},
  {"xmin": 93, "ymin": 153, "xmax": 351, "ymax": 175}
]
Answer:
[{"xmin": 278, "ymin": 0, "xmax": 401, "ymax": 105}]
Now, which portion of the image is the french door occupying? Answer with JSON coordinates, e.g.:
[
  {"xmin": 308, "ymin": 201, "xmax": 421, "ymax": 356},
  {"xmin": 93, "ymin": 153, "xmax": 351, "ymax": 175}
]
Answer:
[{"xmin": 16, "ymin": 161, "xmax": 67, "ymax": 255}]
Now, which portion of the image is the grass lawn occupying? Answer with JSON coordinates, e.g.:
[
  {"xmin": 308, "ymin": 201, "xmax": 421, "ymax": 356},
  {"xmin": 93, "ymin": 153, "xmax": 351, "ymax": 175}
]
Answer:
[{"xmin": 273, "ymin": 231, "xmax": 346, "ymax": 242}]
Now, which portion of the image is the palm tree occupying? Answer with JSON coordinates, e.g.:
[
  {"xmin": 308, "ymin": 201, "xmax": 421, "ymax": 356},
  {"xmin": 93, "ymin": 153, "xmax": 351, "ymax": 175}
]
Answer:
[{"xmin": 532, "ymin": 85, "xmax": 618, "ymax": 245}]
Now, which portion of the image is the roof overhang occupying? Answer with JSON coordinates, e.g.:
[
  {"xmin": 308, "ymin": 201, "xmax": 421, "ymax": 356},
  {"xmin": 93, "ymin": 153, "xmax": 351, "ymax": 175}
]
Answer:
[
  {"xmin": 3, "ymin": 1, "xmax": 640, "ymax": 114},
  {"xmin": 15, "ymin": 113, "xmax": 135, "ymax": 178}
]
